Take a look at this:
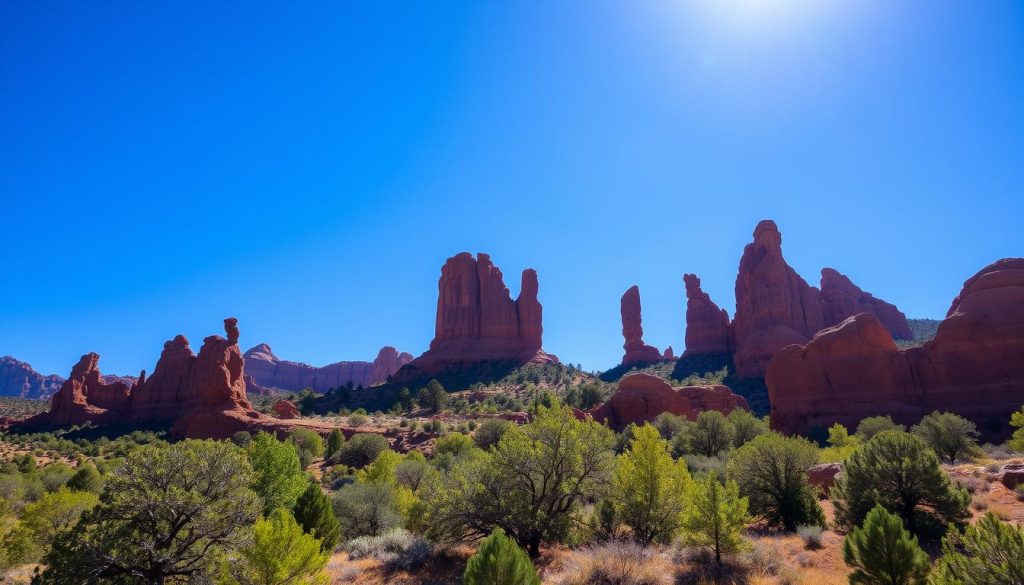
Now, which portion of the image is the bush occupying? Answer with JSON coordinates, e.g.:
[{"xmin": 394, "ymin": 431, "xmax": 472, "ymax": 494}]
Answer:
[
  {"xmin": 326, "ymin": 429, "xmax": 345, "ymax": 458},
  {"xmin": 797, "ymin": 525, "xmax": 824, "ymax": 549},
  {"xmin": 247, "ymin": 432, "xmax": 308, "ymax": 514},
  {"xmin": 728, "ymin": 432, "xmax": 824, "ymax": 531},
  {"xmin": 728, "ymin": 408, "xmax": 768, "ymax": 447},
  {"xmin": 685, "ymin": 411, "xmax": 734, "ymax": 457},
  {"xmin": 336, "ymin": 433, "xmax": 390, "ymax": 468},
  {"xmin": 911, "ymin": 411, "xmax": 980, "ymax": 463},
  {"xmin": 344, "ymin": 528, "xmax": 433, "ymax": 570},
  {"xmin": 832, "ymin": 430, "xmax": 969, "ymax": 537},
  {"xmin": 931, "ymin": 512, "xmax": 1024, "ymax": 585},
  {"xmin": 463, "ymin": 528, "xmax": 540, "ymax": 585},
  {"xmin": 333, "ymin": 481, "xmax": 402, "ymax": 538},
  {"xmin": 855, "ymin": 416, "xmax": 904, "ymax": 442},
  {"xmin": 652, "ymin": 412, "xmax": 687, "ymax": 439},
  {"xmin": 612, "ymin": 424, "xmax": 691, "ymax": 545},
  {"xmin": 473, "ymin": 418, "xmax": 512, "ymax": 450},
  {"xmin": 65, "ymin": 462, "xmax": 103, "ymax": 494},
  {"xmin": 231, "ymin": 508, "xmax": 329, "ymax": 585},
  {"xmin": 292, "ymin": 482, "xmax": 341, "ymax": 552},
  {"xmin": 290, "ymin": 428, "xmax": 326, "ymax": 467},
  {"xmin": 843, "ymin": 505, "xmax": 930, "ymax": 585}
]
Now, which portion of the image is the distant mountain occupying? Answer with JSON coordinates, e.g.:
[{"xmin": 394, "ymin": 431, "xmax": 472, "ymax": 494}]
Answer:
[{"xmin": 242, "ymin": 344, "xmax": 413, "ymax": 393}]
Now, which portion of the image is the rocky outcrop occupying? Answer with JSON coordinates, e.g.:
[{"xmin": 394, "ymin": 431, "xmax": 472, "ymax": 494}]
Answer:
[
  {"xmin": 767, "ymin": 258, "xmax": 1024, "ymax": 438},
  {"xmin": 683, "ymin": 274, "xmax": 731, "ymax": 356},
  {"xmin": 808, "ymin": 462, "xmax": 843, "ymax": 492},
  {"xmin": 243, "ymin": 344, "xmax": 412, "ymax": 392},
  {"xmin": 273, "ymin": 400, "xmax": 300, "ymax": 419},
  {"xmin": 820, "ymin": 268, "xmax": 912, "ymax": 339},
  {"xmin": 19, "ymin": 319, "xmax": 327, "ymax": 440},
  {"xmin": 588, "ymin": 373, "xmax": 749, "ymax": 431},
  {"xmin": 730, "ymin": 220, "xmax": 825, "ymax": 378},
  {"xmin": 393, "ymin": 253, "xmax": 557, "ymax": 383},
  {"xmin": 0, "ymin": 357, "xmax": 65, "ymax": 399},
  {"xmin": 620, "ymin": 286, "xmax": 664, "ymax": 366}
]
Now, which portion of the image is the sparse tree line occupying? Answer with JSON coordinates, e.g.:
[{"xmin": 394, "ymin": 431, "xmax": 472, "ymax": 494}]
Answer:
[{"xmin": 0, "ymin": 400, "xmax": 1023, "ymax": 584}]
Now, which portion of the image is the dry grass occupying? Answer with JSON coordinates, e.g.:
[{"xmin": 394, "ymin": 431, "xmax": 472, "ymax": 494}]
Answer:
[{"xmin": 547, "ymin": 541, "xmax": 675, "ymax": 585}]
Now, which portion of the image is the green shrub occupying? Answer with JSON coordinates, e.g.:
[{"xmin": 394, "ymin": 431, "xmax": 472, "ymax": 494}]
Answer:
[
  {"xmin": 911, "ymin": 411, "xmax": 980, "ymax": 463},
  {"xmin": 931, "ymin": 512, "xmax": 1024, "ymax": 585},
  {"xmin": 728, "ymin": 432, "xmax": 824, "ymax": 531},
  {"xmin": 856, "ymin": 416, "xmax": 904, "ymax": 442},
  {"xmin": 289, "ymin": 428, "xmax": 326, "ymax": 467},
  {"xmin": 336, "ymin": 433, "xmax": 390, "ymax": 468},
  {"xmin": 292, "ymin": 482, "xmax": 341, "ymax": 552},
  {"xmin": 473, "ymin": 418, "xmax": 511, "ymax": 450},
  {"xmin": 843, "ymin": 505, "xmax": 930, "ymax": 585},
  {"xmin": 463, "ymin": 528, "xmax": 539, "ymax": 585}
]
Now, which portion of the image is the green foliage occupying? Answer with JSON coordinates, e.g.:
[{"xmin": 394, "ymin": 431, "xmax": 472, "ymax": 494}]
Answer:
[
  {"xmin": 728, "ymin": 408, "xmax": 768, "ymax": 448},
  {"xmin": 33, "ymin": 440, "xmax": 261, "ymax": 584},
  {"xmin": 463, "ymin": 528, "xmax": 539, "ymax": 585},
  {"xmin": 417, "ymin": 379, "xmax": 448, "ymax": 413},
  {"xmin": 332, "ymin": 481, "xmax": 402, "ymax": 538},
  {"xmin": 682, "ymin": 471, "xmax": 750, "ymax": 566},
  {"xmin": 247, "ymin": 432, "xmax": 308, "ymax": 514},
  {"xmin": 435, "ymin": 432, "xmax": 475, "ymax": 458},
  {"xmin": 911, "ymin": 411, "xmax": 980, "ymax": 463},
  {"xmin": 930, "ymin": 512, "xmax": 1024, "ymax": 585},
  {"xmin": 473, "ymin": 418, "xmax": 512, "ymax": 450},
  {"xmin": 395, "ymin": 456, "xmax": 433, "ymax": 492},
  {"xmin": 843, "ymin": 505, "xmax": 930, "ymax": 585},
  {"xmin": 728, "ymin": 432, "xmax": 825, "ymax": 531},
  {"xmin": 326, "ymin": 429, "xmax": 345, "ymax": 459},
  {"xmin": 336, "ymin": 433, "xmax": 390, "ymax": 468},
  {"xmin": 1, "ymin": 487, "xmax": 99, "ymax": 567},
  {"xmin": 424, "ymin": 402, "xmax": 615, "ymax": 556},
  {"xmin": 231, "ymin": 431, "xmax": 253, "ymax": 447},
  {"xmin": 1011, "ymin": 406, "xmax": 1024, "ymax": 453},
  {"xmin": 652, "ymin": 412, "xmax": 687, "ymax": 439},
  {"xmin": 289, "ymin": 427, "xmax": 326, "ymax": 467},
  {"xmin": 230, "ymin": 508, "xmax": 329, "ymax": 585},
  {"xmin": 832, "ymin": 430, "xmax": 970, "ymax": 537},
  {"xmin": 829, "ymin": 423, "xmax": 858, "ymax": 448},
  {"xmin": 65, "ymin": 463, "xmax": 104, "ymax": 494},
  {"xmin": 297, "ymin": 389, "xmax": 318, "ymax": 416},
  {"xmin": 611, "ymin": 424, "xmax": 691, "ymax": 545},
  {"xmin": 292, "ymin": 483, "xmax": 341, "ymax": 553},
  {"xmin": 686, "ymin": 410, "xmax": 734, "ymax": 457},
  {"xmin": 856, "ymin": 416, "xmax": 905, "ymax": 442}
]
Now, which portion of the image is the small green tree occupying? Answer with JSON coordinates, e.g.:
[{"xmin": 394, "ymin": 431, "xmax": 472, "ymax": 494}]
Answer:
[
  {"xmin": 832, "ymin": 430, "xmax": 969, "ymax": 537},
  {"xmin": 474, "ymin": 418, "xmax": 512, "ymax": 450},
  {"xmin": 911, "ymin": 411, "xmax": 979, "ymax": 463},
  {"xmin": 417, "ymin": 379, "xmax": 448, "ymax": 413},
  {"xmin": 930, "ymin": 512, "xmax": 1024, "ymax": 585},
  {"xmin": 1, "ymin": 487, "xmax": 98, "ymax": 566},
  {"xmin": 332, "ymin": 481, "xmax": 402, "ymax": 538},
  {"xmin": 247, "ymin": 432, "xmax": 308, "ymax": 514},
  {"xmin": 65, "ymin": 463, "xmax": 103, "ymax": 494},
  {"xmin": 652, "ymin": 412, "xmax": 687, "ymax": 439},
  {"xmin": 611, "ymin": 424, "xmax": 691, "ymax": 545},
  {"xmin": 292, "ymin": 483, "xmax": 341, "ymax": 553},
  {"xmin": 728, "ymin": 409, "xmax": 768, "ymax": 448},
  {"xmin": 326, "ymin": 429, "xmax": 345, "ymax": 460},
  {"xmin": 682, "ymin": 472, "xmax": 749, "ymax": 566},
  {"xmin": 686, "ymin": 411, "xmax": 734, "ymax": 457},
  {"xmin": 829, "ymin": 423, "xmax": 858, "ymax": 448},
  {"xmin": 856, "ymin": 416, "xmax": 905, "ymax": 442},
  {"xmin": 463, "ymin": 528, "xmax": 539, "ymax": 585},
  {"xmin": 1009, "ymin": 406, "xmax": 1024, "ymax": 453},
  {"xmin": 231, "ymin": 508, "xmax": 329, "ymax": 585},
  {"xmin": 290, "ymin": 428, "xmax": 326, "ymax": 468},
  {"xmin": 728, "ymin": 432, "xmax": 824, "ymax": 531},
  {"xmin": 843, "ymin": 505, "xmax": 930, "ymax": 585},
  {"xmin": 336, "ymin": 433, "xmax": 390, "ymax": 468}
]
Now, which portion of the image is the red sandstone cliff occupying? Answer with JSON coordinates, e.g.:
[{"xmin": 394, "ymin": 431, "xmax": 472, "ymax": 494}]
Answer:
[
  {"xmin": 767, "ymin": 258, "xmax": 1024, "ymax": 438},
  {"xmin": 683, "ymin": 274, "xmax": 731, "ymax": 356},
  {"xmin": 620, "ymin": 285, "xmax": 664, "ymax": 366},
  {"xmin": 392, "ymin": 253, "xmax": 557, "ymax": 383},
  {"xmin": 820, "ymin": 268, "xmax": 913, "ymax": 340}
]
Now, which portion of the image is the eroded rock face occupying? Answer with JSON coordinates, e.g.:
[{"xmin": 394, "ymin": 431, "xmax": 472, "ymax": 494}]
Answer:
[
  {"xmin": 393, "ymin": 253, "xmax": 557, "ymax": 383},
  {"xmin": 273, "ymin": 400, "xmax": 300, "ymax": 419},
  {"xmin": 730, "ymin": 220, "xmax": 825, "ymax": 378},
  {"xmin": 35, "ymin": 353, "xmax": 131, "ymax": 427},
  {"xmin": 620, "ymin": 286, "xmax": 663, "ymax": 366},
  {"xmin": 683, "ymin": 274, "xmax": 731, "ymax": 357},
  {"xmin": 767, "ymin": 258, "xmax": 1024, "ymax": 438},
  {"xmin": 371, "ymin": 347, "xmax": 414, "ymax": 385},
  {"xmin": 588, "ymin": 373, "xmax": 749, "ymax": 431},
  {"xmin": 0, "ymin": 356, "xmax": 65, "ymax": 399},
  {"xmin": 820, "ymin": 268, "xmax": 912, "ymax": 340},
  {"xmin": 243, "ymin": 343, "xmax": 411, "ymax": 392}
]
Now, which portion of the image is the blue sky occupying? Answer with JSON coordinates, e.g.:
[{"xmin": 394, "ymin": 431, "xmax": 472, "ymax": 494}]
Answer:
[{"xmin": 2, "ymin": 1, "xmax": 1022, "ymax": 377}]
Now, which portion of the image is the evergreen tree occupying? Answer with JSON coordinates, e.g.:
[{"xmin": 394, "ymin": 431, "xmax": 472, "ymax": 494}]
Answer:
[
  {"xmin": 930, "ymin": 512, "xmax": 1024, "ymax": 585},
  {"xmin": 247, "ymin": 432, "xmax": 309, "ymax": 514},
  {"xmin": 686, "ymin": 411, "xmax": 734, "ymax": 457},
  {"xmin": 65, "ymin": 462, "xmax": 103, "ymax": 494},
  {"xmin": 326, "ymin": 429, "xmax": 345, "ymax": 459},
  {"xmin": 911, "ymin": 411, "xmax": 979, "ymax": 463},
  {"xmin": 292, "ymin": 483, "xmax": 341, "ymax": 553},
  {"xmin": 232, "ymin": 508, "xmax": 329, "ymax": 585},
  {"xmin": 843, "ymin": 505, "xmax": 930, "ymax": 585},
  {"xmin": 611, "ymin": 424, "xmax": 692, "ymax": 545},
  {"xmin": 856, "ymin": 416, "xmax": 904, "ymax": 442},
  {"xmin": 832, "ymin": 430, "xmax": 969, "ymax": 537},
  {"xmin": 682, "ymin": 472, "xmax": 749, "ymax": 566},
  {"xmin": 463, "ymin": 528, "xmax": 539, "ymax": 585},
  {"xmin": 1011, "ymin": 406, "xmax": 1024, "ymax": 453},
  {"xmin": 728, "ymin": 432, "xmax": 825, "ymax": 531}
]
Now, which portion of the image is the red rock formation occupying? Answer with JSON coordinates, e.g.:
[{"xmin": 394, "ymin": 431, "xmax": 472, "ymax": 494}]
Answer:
[
  {"xmin": 273, "ymin": 400, "xmax": 300, "ymax": 419},
  {"xmin": 767, "ymin": 258, "xmax": 1024, "ymax": 438},
  {"xmin": 808, "ymin": 462, "xmax": 843, "ymax": 492},
  {"xmin": 820, "ymin": 268, "xmax": 912, "ymax": 339},
  {"xmin": 243, "ymin": 343, "xmax": 412, "ymax": 392},
  {"xmin": 0, "ymin": 356, "xmax": 137, "ymax": 400},
  {"xmin": 620, "ymin": 286, "xmax": 664, "ymax": 365},
  {"xmin": 664, "ymin": 346, "xmax": 675, "ymax": 360},
  {"xmin": 683, "ymin": 274, "xmax": 731, "ymax": 357},
  {"xmin": 30, "ymin": 353, "xmax": 131, "ymax": 427},
  {"xmin": 588, "ymin": 373, "xmax": 749, "ymax": 431},
  {"xmin": 730, "ymin": 220, "xmax": 825, "ymax": 378},
  {"xmin": 393, "ymin": 253, "xmax": 557, "ymax": 383}
]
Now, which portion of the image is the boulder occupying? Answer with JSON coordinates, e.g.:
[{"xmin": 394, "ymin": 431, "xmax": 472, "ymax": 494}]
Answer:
[
  {"xmin": 620, "ymin": 285, "xmax": 663, "ymax": 366},
  {"xmin": 273, "ymin": 400, "xmax": 300, "ymax": 419},
  {"xmin": 588, "ymin": 373, "xmax": 749, "ymax": 431},
  {"xmin": 683, "ymin": 274, "xmax": 730, "ymax": 356},
  {"xmin": 392, "ymin": 253, "xmax": 557, "ymax": 383},
  {"xmin": 767, "ymin": 258, "xmax": 1024, "ymax": 439},
  {"xmin": 808, "ymin": 462, "xmax": 843, "ymax": 492},
  {"xmin": 820, "ymin": 268, "xmax": 913, "ymax": 340},
  {"xmin": 998, "ymin": 463, "xmax": 1024, "ymax": 490},
  {"xmin": 730, "ymin": 220, "xmax": 824, "ymax": 378}
]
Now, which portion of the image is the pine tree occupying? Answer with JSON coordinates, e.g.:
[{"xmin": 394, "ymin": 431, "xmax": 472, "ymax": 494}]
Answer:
[
  {"xmin": 233, "ymin": 508, "xmax": 329, "ymax": 585},
  {"xmin": 843, "ymin": 505, "xmax": 930, "ymax": 585},
  {"xmin": 682, "ymin": 471, "xmax": 749, "ymax": 566},
  {"xmin": 611, "ymin": 424, "xmax": 692, "ymax": 545},
  {"xmin": 327, "ymin": 429, "xmax": 345, "ymax": 459},
  {"xmin": 292, "ymin": 482, "xmax": 341, "ymax": 552},
  {"xmin": 930, "ymin": 512, "xmax": 1024, "ymax": 585},
  {"xmin": 463, "ymin": 528, "xmax": 539, "ymax": 585}
]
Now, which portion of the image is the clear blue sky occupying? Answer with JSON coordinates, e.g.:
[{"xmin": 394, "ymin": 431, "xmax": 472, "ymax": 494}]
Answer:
[{"xmin": 2, "ymin": 1, "xmax": 1022, "ymax": 377}]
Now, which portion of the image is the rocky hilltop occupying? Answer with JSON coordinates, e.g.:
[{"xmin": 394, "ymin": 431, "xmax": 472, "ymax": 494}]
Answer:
[
  {"xmin": 18, "ymin": 318, "xmax": 331, "ymax": 439},
  {"xmin": 392, "ymin": 252, "xmax": 557, "ymax": 384},
  {"xmin": 767, "ymin": 258, "xmax": 1024, "ymax": 438},
  {"xmin": 243, "ymin": 344, "xmax": 412, "ymax": 392}
]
